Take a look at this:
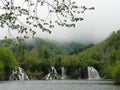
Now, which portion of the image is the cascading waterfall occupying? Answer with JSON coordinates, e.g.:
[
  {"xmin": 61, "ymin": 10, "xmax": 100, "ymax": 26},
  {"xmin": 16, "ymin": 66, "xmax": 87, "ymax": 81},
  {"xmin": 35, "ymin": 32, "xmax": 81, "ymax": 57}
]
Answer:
[
  {"xmin": 88, "ymin": 66, "xmax": 101, "ymax": 80},
  {"xmin": 78, "ymin": 68, "xmax": 81, "ymax": 79},
  {"xmin": 61, "ymin": 67, "xmax": 66, "ymax": 79},
  {"xmin": 45, "ymin": 66, "xmax": 59, "ymax": 80},
  {"xmin": 9, "ymin": 67, "xmax": 29, "ymax": 80}
]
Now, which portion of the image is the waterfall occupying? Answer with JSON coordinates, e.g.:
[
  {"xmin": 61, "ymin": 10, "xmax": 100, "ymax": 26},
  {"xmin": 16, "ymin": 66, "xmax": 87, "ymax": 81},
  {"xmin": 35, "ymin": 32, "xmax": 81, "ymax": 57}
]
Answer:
[
  {"xmin": 61, "ymin": 67, "xmax": 66, "ymax": 79},
  {"xmin": 88, "ymin": 66, "xmax": 101, "ymax": 80},
  {"xmin": 45, "ymin": 66, "xmax": 59, "ymax": 80},
  {"xmin": 78, "ymin": 68, "xmax": 81, "ymax": 79},
  {"xmin": 9, "ymin": 67, "xmax": 29, "ymax": 80}
]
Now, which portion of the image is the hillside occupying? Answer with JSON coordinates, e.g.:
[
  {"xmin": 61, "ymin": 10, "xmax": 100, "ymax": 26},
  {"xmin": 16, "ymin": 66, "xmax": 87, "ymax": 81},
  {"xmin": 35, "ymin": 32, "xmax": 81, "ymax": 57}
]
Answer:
[
  {"xmin": 64, "ymin": 30, "xmax": 120, "ymax": 83},
  {"xmin": 0, "ymin": 30, "xmax": 120, "ymax": 83},
  {"xmin": 0, "ymin": 38, "xmax": 89, "ymax": 80}
]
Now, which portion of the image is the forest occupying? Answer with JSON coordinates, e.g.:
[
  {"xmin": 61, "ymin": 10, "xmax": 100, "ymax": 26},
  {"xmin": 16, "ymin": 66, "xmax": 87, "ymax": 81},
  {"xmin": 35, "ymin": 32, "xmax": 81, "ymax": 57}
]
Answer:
[{"xmin": 0, "ymin": 30, "xmax": 120, "ymax": 84}]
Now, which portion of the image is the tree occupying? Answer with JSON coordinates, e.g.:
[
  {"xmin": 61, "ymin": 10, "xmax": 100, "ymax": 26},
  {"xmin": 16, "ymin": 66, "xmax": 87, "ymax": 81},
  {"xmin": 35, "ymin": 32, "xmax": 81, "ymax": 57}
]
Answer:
[
  {"xmin": 0, "ymin": 0, "xmax": 94, "ymax": 38},
  {"xmin": 15, "ymin": 38, "xmax": 25, "ymax": 62},
  {"xmin": 0, "ymin": 47, "xmax": 18, "ymax": 80},
  {"xmin": 111, "ymin": 61, "xmax": 120, "ymax": 84}
]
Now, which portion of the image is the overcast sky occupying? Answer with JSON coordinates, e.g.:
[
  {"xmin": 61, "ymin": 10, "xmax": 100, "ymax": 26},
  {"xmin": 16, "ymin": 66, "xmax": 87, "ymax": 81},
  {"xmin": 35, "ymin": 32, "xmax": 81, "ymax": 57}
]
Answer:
[{"xmin": 0, "ymin": 0, "xmax": 120, "ymax": 44}]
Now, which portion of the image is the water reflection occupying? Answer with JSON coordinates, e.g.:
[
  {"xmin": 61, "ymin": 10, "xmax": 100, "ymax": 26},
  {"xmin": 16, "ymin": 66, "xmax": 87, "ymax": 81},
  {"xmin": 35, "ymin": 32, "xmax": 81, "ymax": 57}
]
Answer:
[{"xmin": 0, "ymin": 80, "xmax": 120, "ymax": 90}]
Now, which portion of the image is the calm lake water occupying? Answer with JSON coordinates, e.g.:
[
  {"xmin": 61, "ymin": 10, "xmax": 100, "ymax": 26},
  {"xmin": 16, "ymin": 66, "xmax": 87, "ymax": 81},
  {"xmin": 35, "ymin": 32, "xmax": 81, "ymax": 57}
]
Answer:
[{"xmin": 0, "ymin": 80, "xmax": 120, "ymax": 90}]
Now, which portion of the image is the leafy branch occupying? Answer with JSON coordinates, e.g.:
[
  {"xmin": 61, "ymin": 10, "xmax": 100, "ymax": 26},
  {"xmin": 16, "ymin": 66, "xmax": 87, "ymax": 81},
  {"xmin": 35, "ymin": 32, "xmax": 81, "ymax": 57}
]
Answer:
[{"xmin": 0, "ymin": 0, "xmax": 94, "ymax": 38}]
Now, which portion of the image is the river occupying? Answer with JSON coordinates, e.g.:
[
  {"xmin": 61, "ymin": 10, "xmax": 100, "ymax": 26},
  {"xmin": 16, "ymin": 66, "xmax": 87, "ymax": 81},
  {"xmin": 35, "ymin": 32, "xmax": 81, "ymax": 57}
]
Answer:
[{"xmin": 0, "ymin": 80, "xmax": 120, "ymax": 90}]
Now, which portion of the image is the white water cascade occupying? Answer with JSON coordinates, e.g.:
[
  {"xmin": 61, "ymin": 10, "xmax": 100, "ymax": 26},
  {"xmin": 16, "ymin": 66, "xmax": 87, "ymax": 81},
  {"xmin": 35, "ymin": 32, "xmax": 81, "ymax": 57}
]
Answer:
[
  {"xmin": 9, "ymin": 67, "xmax": 29, "ymax": 80},
  {"xmin": 61, "ymin": 67, "xmax": 66, "ymax": 80},
  {"xmin": 88, "ymin": 66, "xmax": 101, "ymax": 80},
  {"xmin": 45, "ymin": 66, "xmax": 59, "ymax": 80}
]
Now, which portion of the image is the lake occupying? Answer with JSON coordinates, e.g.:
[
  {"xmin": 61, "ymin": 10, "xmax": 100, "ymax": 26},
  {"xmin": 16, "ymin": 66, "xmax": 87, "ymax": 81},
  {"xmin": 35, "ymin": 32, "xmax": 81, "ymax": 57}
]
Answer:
[{"xmin": 0, "ymin": 80, "xmax": 120, "ymax": 90}]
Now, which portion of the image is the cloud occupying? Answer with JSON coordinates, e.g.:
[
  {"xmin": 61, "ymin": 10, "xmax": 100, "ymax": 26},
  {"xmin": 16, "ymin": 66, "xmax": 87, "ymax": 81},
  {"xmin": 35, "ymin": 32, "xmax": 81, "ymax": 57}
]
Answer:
[
  {"xmin": 35, "ymin": 0, "xmax": 120, "ymax": 44},
  {"xmin": 0, "ymin": 0, "xmax": 120, "ymax": 44}
]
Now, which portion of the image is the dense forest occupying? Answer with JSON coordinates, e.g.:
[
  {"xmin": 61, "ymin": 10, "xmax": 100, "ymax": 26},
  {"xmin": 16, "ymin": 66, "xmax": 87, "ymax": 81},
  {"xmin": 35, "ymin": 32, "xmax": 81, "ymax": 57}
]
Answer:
[
  {"xmin": 0, "ymin": 37, "xmax": 88, "ymax": 80},
  {"xmin": 0, "ymin": 30, "xmax": 120, "ymax": 84}
]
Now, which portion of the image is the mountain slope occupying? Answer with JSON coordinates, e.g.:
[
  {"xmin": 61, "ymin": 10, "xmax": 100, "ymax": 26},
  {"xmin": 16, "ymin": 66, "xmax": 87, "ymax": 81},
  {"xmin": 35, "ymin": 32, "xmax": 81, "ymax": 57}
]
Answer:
[{"xmin": 71, "ymin": 30, "xmax": 120, "ymax": 83}]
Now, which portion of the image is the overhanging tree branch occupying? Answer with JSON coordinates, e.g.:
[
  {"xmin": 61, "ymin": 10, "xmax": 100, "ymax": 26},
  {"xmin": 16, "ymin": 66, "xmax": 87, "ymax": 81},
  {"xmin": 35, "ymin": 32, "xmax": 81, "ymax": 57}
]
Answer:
[{"xmin": 0, "ymin": 0, "xmax": 94, "ymax": 38}]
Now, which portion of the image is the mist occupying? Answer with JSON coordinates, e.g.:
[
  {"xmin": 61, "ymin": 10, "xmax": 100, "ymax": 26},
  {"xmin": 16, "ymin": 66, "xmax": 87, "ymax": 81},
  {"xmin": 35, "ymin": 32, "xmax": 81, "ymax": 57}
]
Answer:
[
  {"xmin": 32, "ymin": 0, "xmax": 120, "ymax": 44},
  {"xmin": 0, "ymin": 0, "xmax": 120, "ymax": 44}
]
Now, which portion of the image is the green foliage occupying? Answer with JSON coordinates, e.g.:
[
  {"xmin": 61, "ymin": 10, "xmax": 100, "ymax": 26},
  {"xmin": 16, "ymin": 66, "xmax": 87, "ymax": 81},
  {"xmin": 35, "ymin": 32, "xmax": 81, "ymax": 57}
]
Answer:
[
  {"xmin": 0, "ymin": 0, "xmax": 94, "ymax": 38},
  {"xmin": 111, "ymin": 61, "xmax": 120, "ymax": 80},
  {"xmin": 1, "ymin": 30, "xmax": 120, "ymax": 80},
  {"xmin": 0, "ymin": 38, "xmax": 89, "ymax": 80},
  {"xmin": 0, "ymin": 47, "xmax": 18, "ymax": 80},
  {"xmin": 0, "ymin": 61, "xmax": 4, "ymax": 79},
  {"xmin": 61, "ymin": 55, "xmax": 79, "ymax": 67},
  {"xmin": 60, "ymin": 30, "xmax": 120, "ymax": 80},
  {"xmin": 102, "ymin": 65, "xmax": 113, "ymax": 79}
]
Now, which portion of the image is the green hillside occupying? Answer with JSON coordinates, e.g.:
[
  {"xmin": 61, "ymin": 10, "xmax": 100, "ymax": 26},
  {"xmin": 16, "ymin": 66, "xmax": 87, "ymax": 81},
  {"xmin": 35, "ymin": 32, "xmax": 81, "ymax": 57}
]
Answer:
[
  {"xmin": 0, "ymin": 38, "xmax": 88, "ymax": 80},
  {"xmin": 0, "ymin": 30, "xmax": 120, "ymax": 84},
  {"xmin": 63, "ymin": 30, "xmax": 120, "ymax": 84}
]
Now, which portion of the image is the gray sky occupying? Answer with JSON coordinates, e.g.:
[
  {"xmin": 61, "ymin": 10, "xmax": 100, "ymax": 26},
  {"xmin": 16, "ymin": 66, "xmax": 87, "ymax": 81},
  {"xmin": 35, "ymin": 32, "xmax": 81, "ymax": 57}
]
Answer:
[{"xmin": 0, "ymin": 0, "xmax": 120, "ymax": 44}]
